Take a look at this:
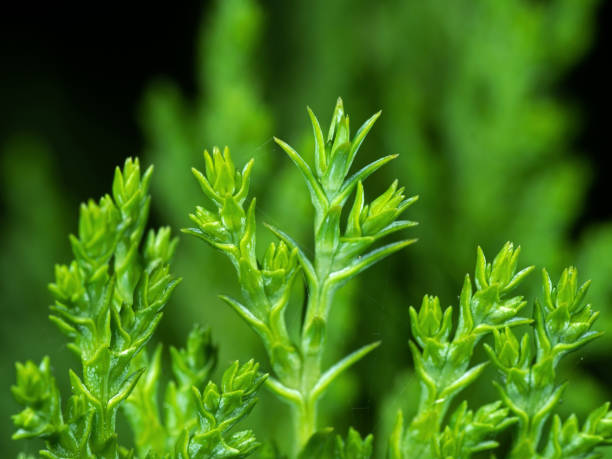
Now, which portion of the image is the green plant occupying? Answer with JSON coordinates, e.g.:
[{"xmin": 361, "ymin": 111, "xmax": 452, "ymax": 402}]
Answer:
[
  {"xmin": 122, "ymin": 325, "xmax": 267, "ymax": 458},
  {"xmin": 185, "ymin": 100, "xmax": 612, "ymax": 458},
  {"xmin": 388, "ymin": 244, "xmax": 612, "ymax": 458},
  {"xmin": 10, "ymin": 159, "xmax": 267, "ymax": 458},
  {"xmin": 11, "ymin": 100, "xmax": 612, "ymax": 459},
  {"xmin": 134, "ymin": 1, "xmax": 612, "ymax": 456},
  {"xmin": 485, "ymin": 267, "xmax": 612, "ymax": 458},
  {"xmin": 389, "ymin": 243, "xmax": 533, "ymax": 458},
  {"xmin": 185, "ymin": 98, "xmax": 417, "ymax": 454}
]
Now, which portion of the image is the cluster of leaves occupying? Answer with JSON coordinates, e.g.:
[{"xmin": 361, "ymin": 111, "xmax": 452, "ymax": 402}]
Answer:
[
  {"xmin": 122, "ymin": 324, "xmax": 267, "ymax": 458},
  {"xmin": 4, "ymin": 0, "xmax": 608, "ymax": 455},
  {"xmin": 184, "ymin": 100, "xmax": 612, "ymax": 458},
  {"xmin": 485, "ymin": 268, "xmax": 612, "ymax": 458},
  {"xmin": 389, "ymin": 244, "xmax": 612, "ymax": 458},
  {"xmin": 10, "ymin": 100, "xmax": 612, "ymax": 459},
  {"xmin": 11, "ymin": 160, "xmax": 267, "ymax": 458},
  {"xmin": 135, "ymin": 5, "xmax": 612, "ymax": 456},
  {"xmin": 185, "ymin": 99, "xmax": 417, "ymax": 454},
  {"xmin": 12, "ymin": 159, "xmax": 177, "ymax": 457}
]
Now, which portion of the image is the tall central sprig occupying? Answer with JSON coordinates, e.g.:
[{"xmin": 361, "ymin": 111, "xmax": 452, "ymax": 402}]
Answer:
[
  {"xmin": 186, "ymin": 98, "xmax": 417, "ymax": 453},
  {"xmin": 273, "ymin": 99, "xmax": 417, "ymax": 444}
]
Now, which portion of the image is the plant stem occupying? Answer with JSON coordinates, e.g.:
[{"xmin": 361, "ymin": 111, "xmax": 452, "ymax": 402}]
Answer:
[
  {"xmin": 292, "ymin": 272, "xmax": 336, "ymax": 452},
  {"xmin": 294, "ymin": 398, "xmax": 317, "ymax": 455}
]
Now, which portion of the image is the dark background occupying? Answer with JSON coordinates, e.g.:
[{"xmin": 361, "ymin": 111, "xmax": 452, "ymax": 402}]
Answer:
[
  {"xmin": 0, "ymin": 2, "xmax": 610, "ymax": 227},
  {"xmin": 0, "ymin": 3, "xmax": 205, "ymax": 216}
]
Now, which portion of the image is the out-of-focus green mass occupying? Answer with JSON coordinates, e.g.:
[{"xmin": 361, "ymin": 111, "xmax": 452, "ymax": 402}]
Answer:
[{"xmin": 2, "ymin": 0, "xmax": 610, "ymax": 456}]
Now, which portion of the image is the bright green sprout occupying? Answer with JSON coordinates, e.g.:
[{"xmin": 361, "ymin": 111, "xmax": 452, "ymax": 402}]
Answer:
[
  {"xmin": 186, "ymin": 98, "xmax": 418, "ymax": 454},
  {"xmin": 122, "ymin": 325, "xmax": 268, "ymax": 458},
  {"xmin": 11, "ymin": 159, "xmax": 267, "ymax": 458},
  {"xmin": 12, "ymin": 159, "xmax": 180, "ymax": 457},
  {"xmin": 389, "ymin": 244, "xmax": 612, "ymax": 459},
  {"xmin": 483, "ymin": 267, "xmax": 610, "ymax": 458}
]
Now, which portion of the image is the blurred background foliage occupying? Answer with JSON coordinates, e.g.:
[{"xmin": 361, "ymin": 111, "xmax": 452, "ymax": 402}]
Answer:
[{"xmin": 1, "ymin": 0, "xmax": 611, "ymax": 456}]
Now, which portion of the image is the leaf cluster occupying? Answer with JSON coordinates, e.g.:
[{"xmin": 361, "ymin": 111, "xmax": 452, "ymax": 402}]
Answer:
[
  {"xmin": 10, "ymin": 99, "xmax": 612, "ymax": 459},
  {"xmin": 185, "ymin": 99, "xmax": 417, "ymax": 454},
  {"xmin": 11, "ymin": 159, "xmax": 267, "ymax": 458},
  {"xmin": 389, "ymin": 245, "xmax": 612, "ymax": 459},
  {"xmin": 12, "ymin": 159, "xmax": 179, "ymax": 457}
]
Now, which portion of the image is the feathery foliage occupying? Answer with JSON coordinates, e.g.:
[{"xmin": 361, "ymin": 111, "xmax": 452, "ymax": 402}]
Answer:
[
  {"xmin": 9, "ymin": 99, "xmax": 612, "ymax": 459},
  {"xmin": 11, "ymin": 159, "xmax": 267, "ymax": 458},
  {"xmin": 388, "ymin": 245, "xmax": 612, "ymax": 459},
  {"xmin": 185, "ymin": 99, "xmax": 417, "ymax": 454},
  {"xmin": 3, "ymin": 1, "xmax": 610, "ymax": 456},
  {"xmin": 12, "ymin": 159, "xmax": 180, "ymax": 457}
]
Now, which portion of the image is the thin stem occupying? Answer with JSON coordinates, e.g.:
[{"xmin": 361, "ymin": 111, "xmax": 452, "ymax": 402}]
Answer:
[
  {"xmin": 293, "ymin": 398, "xmax": 317, "ymax": 456},
  {"xmin": 292, "ymin": 273, "xmax": 334, "ymax": 452},
  {"xmin": 294, "ymin": 291, "xmax": 324, "ymax": 452}
]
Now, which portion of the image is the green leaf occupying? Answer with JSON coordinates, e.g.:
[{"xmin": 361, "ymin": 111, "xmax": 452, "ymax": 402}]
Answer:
[
  {"xmin": 188, "ymin": 360, "xmax": 267, "ymax": 457},
  {"xmin": 308, "ymin": 106, "xmax": 327, "ymax": 177},
  {"xmin": 329, "ymin": 239, "xmax": 417, "ymax": 286},
  {"xmin": 274, "ymin": 136, "xmax": 327, "ymax": 213},
  {"xmin": 263, "ymin": 222, "xmax": 317, "ymax": 287},
  {"xmin": 333, "ymin": 154, "xmax": 399, "ymax": 208},
  {"xmin": 346, "ymin": 110, "xmax": 382, "ymax": 177},
  {"xmin": 310, "ymin": 341, "xmax": 381, "ymax": 402},
  {"xmin": 12, "ymin": 158, "xmax": 179, "ymax": 457}
]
